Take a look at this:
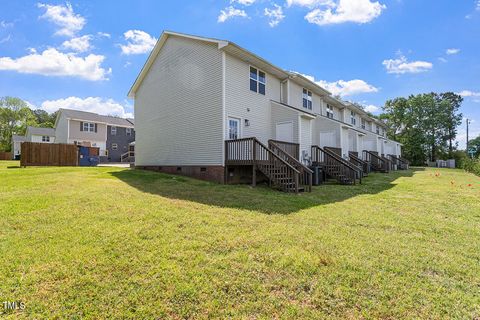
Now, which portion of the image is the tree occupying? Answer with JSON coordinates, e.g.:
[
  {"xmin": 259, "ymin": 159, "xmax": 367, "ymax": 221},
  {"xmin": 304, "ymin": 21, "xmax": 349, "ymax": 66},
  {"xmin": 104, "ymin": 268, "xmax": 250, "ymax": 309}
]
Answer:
[
  {"xmin": 381, "ymin": 92, "xmax": 463, "ymax": 165},
  {"xmin": 0, "ymin": 97, "xmax": 37, "ymax": 151},
  {"xmin": 33, "ymin": 109, "xmax": 57, "ymax": 128},
  {"xmin": 439, "ymin": 92, "xmax": 463, "ymax": 155},
  {"xmin": 469, "ymin": 135, "xmax": 480, "ymax": 158}
]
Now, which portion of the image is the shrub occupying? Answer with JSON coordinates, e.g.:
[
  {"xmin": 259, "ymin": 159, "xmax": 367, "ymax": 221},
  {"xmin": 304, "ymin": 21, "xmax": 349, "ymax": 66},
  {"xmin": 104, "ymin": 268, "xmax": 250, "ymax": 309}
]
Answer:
[{"xmin": 461, "ymin": 157, "xmax": 480, "ymax": 176}]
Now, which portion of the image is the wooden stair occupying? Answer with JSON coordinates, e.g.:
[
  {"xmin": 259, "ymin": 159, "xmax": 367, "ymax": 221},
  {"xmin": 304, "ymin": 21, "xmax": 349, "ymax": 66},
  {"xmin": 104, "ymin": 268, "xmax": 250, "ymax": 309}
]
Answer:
[
  {"xmin": 225, "ymin": 138, "xmax": 312, "ymax": 193},
  {"xmin": 349, "ymin": 152, "xmax": 370, "ymax": 176},
  {"xmin": 363, "ymin": 150, "xmax": 389, "ymax": 173},
  {"xmin": 311, "ymin": 146, "xmax": 362, "ymax": 185}
]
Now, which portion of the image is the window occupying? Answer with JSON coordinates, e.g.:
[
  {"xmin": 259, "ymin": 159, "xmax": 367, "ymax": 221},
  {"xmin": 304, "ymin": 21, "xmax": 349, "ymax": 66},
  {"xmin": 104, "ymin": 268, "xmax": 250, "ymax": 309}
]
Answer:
[
  {"xmin": 111, "ymin": 126, "xmax": 117, "ymax": 135},
  {"xmin": 83, "ymin": 122, "xmax": 95, "ymax": 132},
  {"xmin": 376, "ymin": 125, "xmax": 380, "ymax": 134},
  {"xmin": 382, "ymin": 128, "xmax": 386, "ymax": 136},
  {"xmin": 126, "ymin": 128, "xmax": 132, "ymax": 136},
  {"xmin": 42, "ymin": 136, "xmax": 50, "ymax": 142},
  {"xmin": 361, "ymin": 118, "xmax": 366, "ymax": 130},
  {"xmin": 112, "ymin": 143, "xmax": 118, "ymax": 150},
  {"xmin": 249, "ymin": 67, "xmax": 266, "ymax": 95},
  {"xmin": 326, "ymin": 104, "xmax": 334, "ymax": 119},
  {"xmin": 350, "ymin": 111, "xmax": 356, "ymax": 126},
  {"xmin": 302, "ymin": 89, "xmax": 313, "ymax": 110},
  {"xmin": 228, "ymin": 118, "xmax": 240, "ymax": 140}
]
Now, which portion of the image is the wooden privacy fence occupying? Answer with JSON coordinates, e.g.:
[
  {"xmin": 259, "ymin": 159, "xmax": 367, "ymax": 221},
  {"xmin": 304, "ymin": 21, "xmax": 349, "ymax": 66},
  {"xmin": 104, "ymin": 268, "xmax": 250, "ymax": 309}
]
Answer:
[
  {"xmin": 21, "ymin": 142, "xmax": 78, "ymax": 167},
  {"xmin": 0, "ymin": 152, "xmax": 12, "ymax": 160}
]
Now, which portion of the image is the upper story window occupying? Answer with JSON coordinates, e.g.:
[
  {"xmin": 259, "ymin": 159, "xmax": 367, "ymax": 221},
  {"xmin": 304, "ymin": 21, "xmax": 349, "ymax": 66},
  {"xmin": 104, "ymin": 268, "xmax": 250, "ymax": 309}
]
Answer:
[
  {"xmin": 350, "ymin": 111, "xmax": 356, "ymax": 126},
  {"xmin": 42, "ymin": 136, "xmax": 50, "ymax": 142},
  {"xmin": 302, "ymin": 89, "xmax": 312, "ymax": 110},
  {"xmin": 326, "ymin": 104, "xmax": 334, "ymax": 119},
  {"xmin": 126, "ymin": 128, "xmax": 132, "ymax": 136},
  {"xmin": 382, "ymin": 128, "xmax": 386, "ymax": 136},
  {"xmin": 82, "ymin": 122, "xmax": 95, "ymax": 132},
  {"xmin": 250, "ymin": 67, "xmax": 266, "ymax": 95},
  {"xmin": 376, "ymin": 125, "xmax": 380, "ymax": 134},
  {"xmin": 111, "ymin": 126, "xmax": 117, "ymax": 135},
  {"xmin": 361, "ymin": 118, "xmax": 366, "ymax": 130}
]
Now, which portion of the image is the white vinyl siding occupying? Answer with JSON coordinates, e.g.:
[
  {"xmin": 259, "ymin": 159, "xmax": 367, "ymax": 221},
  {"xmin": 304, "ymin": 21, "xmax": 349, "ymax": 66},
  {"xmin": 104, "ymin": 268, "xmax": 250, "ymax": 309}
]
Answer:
[
  {"xmin": 135, "ymin": 36, "xmax": 224, "ymax": 166},
  {"xmin": 300, "ymin": 117, "xmax": 312, "ymax": 160},
  {"xmin": 54, "ymin": 113, "xmax": 69, "ymax": 143},
  {"xmin": 271, "ymin": 103, "xmax": 299, "ymax": 145},
  {"xmin": 225, "ymin": 53, "xmax": 281, "ymax": 144}
]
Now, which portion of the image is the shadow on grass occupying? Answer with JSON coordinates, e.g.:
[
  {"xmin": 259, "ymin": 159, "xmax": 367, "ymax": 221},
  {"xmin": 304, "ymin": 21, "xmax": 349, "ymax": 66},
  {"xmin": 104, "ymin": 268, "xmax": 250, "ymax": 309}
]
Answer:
[{"xmin": 111, "ymin": 168, "xmax": 421, "ymax": 215}]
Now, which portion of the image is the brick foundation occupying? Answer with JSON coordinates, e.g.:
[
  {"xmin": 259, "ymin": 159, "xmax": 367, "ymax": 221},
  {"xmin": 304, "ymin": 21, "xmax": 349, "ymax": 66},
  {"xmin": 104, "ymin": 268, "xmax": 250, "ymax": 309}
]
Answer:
[{"xmin": 136, "ymin": 165, "xmax": 225, "ymax": 183}]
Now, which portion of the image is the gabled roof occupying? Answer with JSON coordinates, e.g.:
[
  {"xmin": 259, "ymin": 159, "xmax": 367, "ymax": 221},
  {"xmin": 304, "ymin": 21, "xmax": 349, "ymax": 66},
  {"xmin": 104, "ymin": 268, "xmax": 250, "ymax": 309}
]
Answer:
[
  {"xmin": 12, "ymin": 135, "xmax": 26, "ymax": 142},
  {"xmin": 128, "ymin": 30, "xmax": 292, "ymax": 98},
  {"xmin": 57, "ymin": 109, "xmax": 134, "ymax": 128},
  {"xmin": 27, "ymin": 126, "xmax": 55, "ymax": 136}
]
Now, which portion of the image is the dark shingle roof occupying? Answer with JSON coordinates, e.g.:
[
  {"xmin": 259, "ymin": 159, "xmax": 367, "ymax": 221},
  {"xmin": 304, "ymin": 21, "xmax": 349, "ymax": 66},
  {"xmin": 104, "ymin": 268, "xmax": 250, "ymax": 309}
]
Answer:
[
  {"xmin": 59, "ymin": 109, "xmax": 134, "ymax": 128},
  {"xmin": 27, "ymin": 126, "xmax": 55, "ymax": 136}
]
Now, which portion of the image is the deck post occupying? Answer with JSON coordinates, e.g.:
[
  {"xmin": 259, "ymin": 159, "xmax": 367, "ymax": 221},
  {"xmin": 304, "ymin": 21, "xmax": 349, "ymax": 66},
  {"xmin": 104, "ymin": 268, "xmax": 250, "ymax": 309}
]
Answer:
[{"xmin": 252, "ymin": 139, "xmax": 257, "ymax": 187}]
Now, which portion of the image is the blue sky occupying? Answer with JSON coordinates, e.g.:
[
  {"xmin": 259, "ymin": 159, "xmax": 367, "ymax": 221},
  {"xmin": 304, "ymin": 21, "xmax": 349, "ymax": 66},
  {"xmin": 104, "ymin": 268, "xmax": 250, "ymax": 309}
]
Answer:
[{"xmin": 0, "ymin": 0, "xmax": 479, "ymax": 148}]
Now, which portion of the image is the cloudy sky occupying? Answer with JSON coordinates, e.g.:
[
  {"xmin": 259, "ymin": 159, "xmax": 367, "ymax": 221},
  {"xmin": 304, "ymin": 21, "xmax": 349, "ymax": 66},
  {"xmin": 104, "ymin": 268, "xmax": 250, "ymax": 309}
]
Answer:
[{"xmin": 0, "ymin": 0, "xmax": 479, "ymax": 147}]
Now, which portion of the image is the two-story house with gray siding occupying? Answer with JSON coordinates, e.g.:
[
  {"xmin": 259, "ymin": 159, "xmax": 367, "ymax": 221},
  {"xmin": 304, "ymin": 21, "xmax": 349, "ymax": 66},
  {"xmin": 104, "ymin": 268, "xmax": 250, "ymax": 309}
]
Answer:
[
  {"xmin": 54, "ymin": 109, "xmax": 135, "ymax": 162},
  {"xmin": 129, "ymin": 31, "xmax": 405, "ymax": 191}
]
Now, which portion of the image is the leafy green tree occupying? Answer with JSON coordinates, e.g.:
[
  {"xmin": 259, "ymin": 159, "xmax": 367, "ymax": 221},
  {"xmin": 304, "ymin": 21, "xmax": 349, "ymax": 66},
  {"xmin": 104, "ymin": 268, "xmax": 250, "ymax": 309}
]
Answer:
[
  {"xmin": 33, "ymin": 109, "xmax": 57, "ymax": 128},
  {"xmin": 440, "ymin": 92, "xmax": 463, "ymax": 155},
  {"xmin": 0, "ymin": 97, "xmax": 37, "ymax": 151},
  {"xmin": 469, "ymin": 135, "xmax": 480, "ymax": 158}
]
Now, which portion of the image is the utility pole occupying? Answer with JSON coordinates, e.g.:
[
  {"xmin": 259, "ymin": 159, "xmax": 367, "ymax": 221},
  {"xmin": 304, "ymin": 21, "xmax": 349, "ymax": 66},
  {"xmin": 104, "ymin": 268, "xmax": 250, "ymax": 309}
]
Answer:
[{"xmin": 466, "ymin": 118, "xmax": 471, "ymax": 158}]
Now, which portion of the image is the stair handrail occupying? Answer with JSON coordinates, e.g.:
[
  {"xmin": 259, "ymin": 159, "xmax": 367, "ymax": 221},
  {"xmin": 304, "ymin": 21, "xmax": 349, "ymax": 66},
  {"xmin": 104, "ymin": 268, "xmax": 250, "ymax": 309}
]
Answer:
[
  {"xmin": 253, "ymin": 138, "xmax": 301, "ymax": 193},
  {"xmin": 323, "ymin": 148, "xmax": 363, "ymax": 183},
  {"xmin": 363, "ymin": 150, "xmax": 389, "ymax": 172},
  {"xmin": 349, "ymin": 152, "xmax": 370, "ymax": 174},
  {"xmin": 311, "ymin": 145, "xmax": 360, "ymax": 184},
  {"xmin": 268, "ymin": 140, "xmax": 312, "ymax": 192}
]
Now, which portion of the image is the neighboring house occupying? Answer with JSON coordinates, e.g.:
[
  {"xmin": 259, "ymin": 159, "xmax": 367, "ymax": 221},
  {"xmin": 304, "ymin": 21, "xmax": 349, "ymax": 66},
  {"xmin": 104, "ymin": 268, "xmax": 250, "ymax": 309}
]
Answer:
[
  {"xmin": 54, "ymin": 109, "xmax": 135, "ymax": 162},
  {"xmin": 25, "ymin": 126, "xmax": 56, "ymax": 144},
  {"xmin": 11, "ymin": 135, "xmax": 26, "ymax": 159},
  {"xmin": 129, "ymin": 31, "xmax": 404, "ymax": 188}
]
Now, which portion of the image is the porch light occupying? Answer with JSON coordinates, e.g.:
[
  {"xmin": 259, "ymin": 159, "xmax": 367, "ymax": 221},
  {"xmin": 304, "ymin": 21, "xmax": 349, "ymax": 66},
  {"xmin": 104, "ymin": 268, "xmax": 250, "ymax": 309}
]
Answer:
[{"xmin": 245, "ymin": 119, "xmax": 250, "ymax": 127}]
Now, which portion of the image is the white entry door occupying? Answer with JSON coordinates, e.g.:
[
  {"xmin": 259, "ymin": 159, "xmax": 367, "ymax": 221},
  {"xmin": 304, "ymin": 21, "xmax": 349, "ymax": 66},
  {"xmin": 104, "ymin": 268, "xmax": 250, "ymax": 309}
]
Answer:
[
  {"xmin": 227, "ymin": 117, "xmax": 241, "ymax": 140},
  {"xmin": 276, "ymin": 122, "xmax": 293, "ymax": 142}
]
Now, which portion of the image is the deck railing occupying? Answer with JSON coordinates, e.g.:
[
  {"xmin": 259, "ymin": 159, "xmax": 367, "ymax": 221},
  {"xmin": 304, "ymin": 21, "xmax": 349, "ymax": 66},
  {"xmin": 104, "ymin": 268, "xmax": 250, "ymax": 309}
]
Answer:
[
  {"xmin": 311, "ymin": 145, "xmax": 361, "ymax": 185},
  {"xmin": 268, "ymin": 140, "xmax": 312, "ymax": 192},
  {"xmin": 349, "ymin": 152, "xmax": 370, "ymax": 175},
  {"xmin": 121, "ymin": 151, "xmax": 135, "ymax": 162},
  {"xmin": 363, "ymin": 150, "xmax": 390, "ymax": 172},
  {"xmin": 268, "ymin": 140, "xmax": 300, "ymax": 160},
  {"xmin": 225, "ymin": 138, "xmax": 307, "ymax": 193},
  {"xmin": 388, "ymin": 154, "xmax": 409, "ymax": 170}
]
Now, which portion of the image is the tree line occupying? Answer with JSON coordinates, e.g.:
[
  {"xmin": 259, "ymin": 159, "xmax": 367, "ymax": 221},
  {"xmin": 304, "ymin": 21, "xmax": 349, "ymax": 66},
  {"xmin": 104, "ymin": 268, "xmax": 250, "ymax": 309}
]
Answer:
[
  {"xmin": 380, "ymin": 92, "xmax": 465, "ymax": 165},
  {"xmin": 0, "ymin": 97, "xmax": 57, "ymax": 152}
]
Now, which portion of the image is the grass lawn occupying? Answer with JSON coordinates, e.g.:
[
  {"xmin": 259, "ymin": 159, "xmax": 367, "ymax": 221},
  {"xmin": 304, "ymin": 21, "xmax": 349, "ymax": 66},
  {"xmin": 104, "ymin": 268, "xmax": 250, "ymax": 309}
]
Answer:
[{"xmin": 1, "ymin": 160, "xmax": 479, "ymax": 319}]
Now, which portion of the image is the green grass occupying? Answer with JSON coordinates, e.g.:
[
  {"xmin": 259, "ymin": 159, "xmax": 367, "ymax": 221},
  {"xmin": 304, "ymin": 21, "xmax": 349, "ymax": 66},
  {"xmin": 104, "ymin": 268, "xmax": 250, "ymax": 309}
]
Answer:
[{"xmin": 1, "ymin": 161, "xmax": 479, "ymax": 319}]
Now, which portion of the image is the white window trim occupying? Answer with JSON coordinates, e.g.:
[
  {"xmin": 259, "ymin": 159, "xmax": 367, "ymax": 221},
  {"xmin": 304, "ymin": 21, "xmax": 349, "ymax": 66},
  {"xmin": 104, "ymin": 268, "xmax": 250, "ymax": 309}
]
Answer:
[
  {"xmin": 226, "ymin": 116, "xmax": 242, "ymax": 140},
  {"xmin": 112, "ymin": 143, "xmax": 118, "ymax": 150},
  {"xmin": 83, "ymin": 122, "xmax": 95, "ymax": 132},
  {"xmin": 126, "ymin": 128, "xmax": 132, "ymax": 136},
  {"xmin": 326, "ymin": 104, "xmax": 334, "ymax": 119},
  {"xmin": 249, "ymin": 65, "xmax": 266, "ymax": 95},
  {"xmin": 111, "ymin": 126, "xmax": 117, "ymax": 135},
  {"xmin": 302, "ymin": 88, "xmax": 313, "ymax": 110}
]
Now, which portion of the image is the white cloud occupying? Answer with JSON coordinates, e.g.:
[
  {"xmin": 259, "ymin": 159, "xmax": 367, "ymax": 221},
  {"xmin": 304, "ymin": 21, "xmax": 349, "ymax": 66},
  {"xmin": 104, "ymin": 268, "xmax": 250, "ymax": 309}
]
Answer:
[
  {"xmin": 41, "ymin": 97, "xmax": 133, "ymax": 118},
  {"xmin": 97, "ymin": 32, "xmax": 111, "ymax": 38},
  {"xmin": 304, "ymin": 0, "xmax": 386, "ymax": 25},
  {"xmin": 265, "ymin": 4, "xmax": 286, "ymax": 27},
  {"xmin": 62, "ymin": 35, "xmax": 92, "ymax": 52},
  {"xmin": 301, "ymin": 74, "xmax": 379, "ymax": 96},
  {"xmin": 382, "ymin": 55, "xmax": 432, "ymax": 74},
  {"xmin": 0, "ymin": 48, "xmax": 110, "ymax": 81},
  {"xmin": 120, "ymin": 30, "xmax": 157, "ymax": 55},
  {"xmin": 218, "ymin": 6, "xmax": 248, "ymax": 23},
  {"xmin": 438, "ymin": 57, "xmax": 448, "ymax": 63},
  {"xmin": 286, "ymin": 0, "xmax": 334, "ymax": 8},
  {"xmin": 38, "ymin": 2, "xmax": 85, "ymax": 37},
  {"xmin": 477, "ymin": 0, "xmax": 480, "ymax": 10},
  {"xmin": 1, "ymin": 20, "xmax": 14, "ymax": 28},
  {"xmin": 458, "ymin": 90, "xmax": 480, "ymax": 98},
  {"xmin": 231, "ymin": 0, "xmax": 256, "ymax": 5},
  {"xmin": 446, "ymin": 48, "xmax": 460, "ymax": 55},
  {"xmin": 364, "ymin": 104, "xmax": 379, "ymax": 113},
  {"xmin": 0, "ymin": 34, "xmax": 11, "ymax": 44}
]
